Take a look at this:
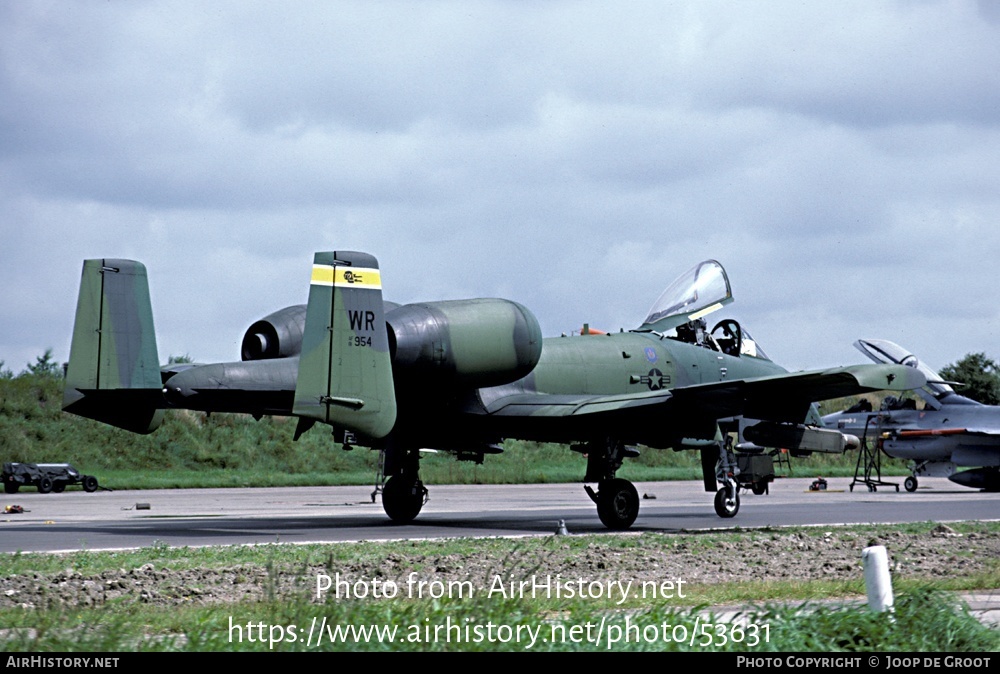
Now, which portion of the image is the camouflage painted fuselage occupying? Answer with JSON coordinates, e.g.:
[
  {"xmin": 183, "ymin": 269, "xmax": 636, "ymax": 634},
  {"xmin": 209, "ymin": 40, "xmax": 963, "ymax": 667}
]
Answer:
[{"xmin": 391, "ymin": 330, "xmax": 786, "ymax": 450}]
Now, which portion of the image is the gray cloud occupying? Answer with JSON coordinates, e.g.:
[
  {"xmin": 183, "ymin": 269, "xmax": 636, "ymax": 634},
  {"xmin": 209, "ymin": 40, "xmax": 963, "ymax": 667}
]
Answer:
[{"xmin": 2, "ymin": 0, "xmax": 998, "ymax": 379}]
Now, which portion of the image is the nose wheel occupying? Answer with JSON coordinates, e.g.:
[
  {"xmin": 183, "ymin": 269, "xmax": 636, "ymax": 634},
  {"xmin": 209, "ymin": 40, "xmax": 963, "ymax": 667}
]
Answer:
[
  {"xmin": 714, "ymin": 486, "xmax": 740, "ymax": 518},
  {"xmin": 712, "ymin": 439, "xmax": 740, "ymax": 518}
]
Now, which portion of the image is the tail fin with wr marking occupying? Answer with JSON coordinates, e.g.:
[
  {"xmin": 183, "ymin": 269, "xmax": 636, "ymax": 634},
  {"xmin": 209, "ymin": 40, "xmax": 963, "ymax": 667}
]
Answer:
[{"xmin": 292, "ymin": 251, "xmax": 397, "ymax": 440}]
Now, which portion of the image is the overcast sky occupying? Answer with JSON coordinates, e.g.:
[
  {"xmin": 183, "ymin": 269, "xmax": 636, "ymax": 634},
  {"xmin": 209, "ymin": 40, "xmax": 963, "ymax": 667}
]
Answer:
[{"xmin": 2, "ymin": 1, "xmax": 999, "ymax": 380}]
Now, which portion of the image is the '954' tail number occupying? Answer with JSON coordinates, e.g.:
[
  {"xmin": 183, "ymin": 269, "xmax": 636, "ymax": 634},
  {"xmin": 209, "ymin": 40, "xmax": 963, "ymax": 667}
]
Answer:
[{"xmin": 346, "ymin": 310, "xmax": 376, "ymax": 347}]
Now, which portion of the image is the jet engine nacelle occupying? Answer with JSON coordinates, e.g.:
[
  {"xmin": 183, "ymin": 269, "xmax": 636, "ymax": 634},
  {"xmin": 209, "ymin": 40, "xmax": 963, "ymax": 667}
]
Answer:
[
  {"xmin": 241, "ymin": 305, "xmax": 307, "ymax": 361},
  {"xmin": 386, "ymin": 299, "xmax": 542, "ymax": 388},
  {"xmin": 241, "ymin": 302, "xmax": 401, "ymax": 361}
]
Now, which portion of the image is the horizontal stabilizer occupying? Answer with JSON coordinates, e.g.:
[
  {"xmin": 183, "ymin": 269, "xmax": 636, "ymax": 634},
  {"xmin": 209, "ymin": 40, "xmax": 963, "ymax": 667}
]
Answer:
[{"xmin": 62, "ymin": 389, "xmax": 165, "ymax": 435}]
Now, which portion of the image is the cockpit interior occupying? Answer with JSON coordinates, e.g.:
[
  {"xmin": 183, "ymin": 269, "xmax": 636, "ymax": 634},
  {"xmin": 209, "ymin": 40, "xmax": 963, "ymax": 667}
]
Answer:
[{"xmin": 636, "ymin": 259, "xmax": 770, "ymax": 360}]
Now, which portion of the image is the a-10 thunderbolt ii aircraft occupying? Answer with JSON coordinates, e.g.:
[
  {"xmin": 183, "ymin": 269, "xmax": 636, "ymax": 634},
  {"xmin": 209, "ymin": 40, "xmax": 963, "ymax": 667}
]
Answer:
[
  {"xmin": 822, "ymin": 339, "xmax": 1000, "ymax": 493},
  {"xmin": 62, "ymin": 252, "xmax": 924, "ymax": 529}
]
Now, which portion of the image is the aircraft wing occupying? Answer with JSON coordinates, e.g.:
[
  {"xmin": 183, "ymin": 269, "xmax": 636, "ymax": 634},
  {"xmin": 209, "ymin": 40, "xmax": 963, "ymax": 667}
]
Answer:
[
  {"xmin": 478, "ymin": 363, "xmax": 925, "ymax": 430},
  {"xmin": 670, "ymin": 363, "xmax": 927, "ymax": 424},
  {"xmin": 479, "ymin": 388, "xmax": 674, "ymax": 417}
]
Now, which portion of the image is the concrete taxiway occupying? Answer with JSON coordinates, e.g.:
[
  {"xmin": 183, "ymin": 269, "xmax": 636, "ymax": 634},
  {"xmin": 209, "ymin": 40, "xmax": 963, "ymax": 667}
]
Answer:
[{"xmin": 1, "ymin": 476, "xmax": 997, "ymax": 553}]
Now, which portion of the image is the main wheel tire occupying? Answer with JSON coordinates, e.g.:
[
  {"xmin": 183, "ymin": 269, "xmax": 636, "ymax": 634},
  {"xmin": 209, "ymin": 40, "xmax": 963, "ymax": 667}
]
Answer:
[
  {"xmin": 37, "ymin": 477, "xmax": 53, "ymax": 494},
  {"xmin": 82, "ymin": 475, "xmax": 99, "ymax": 493},
  {"xmin": 381, "ymin": 475, "xmax": 425, "ymax": 523},
  {"xmin": 4, "ymin": 482, "xmax": 18, "ymax": 494},
  {"xmin": 751, "ymin": 482, "xmax": 768, "ymax": 495},
  {"xmin": 52, "ymin": 482, "xmax": 66, "ymax": 493},
  {"xmin": 904, "ymin": 476, "xmax": 918, "ymax": 493},
  {"xmin": 596, "ymin": 478, "xmax": 640, "ymax": 530},
  {"xmin": 713, "ymin": 487, "xmax": 740, "ymax": 518}
]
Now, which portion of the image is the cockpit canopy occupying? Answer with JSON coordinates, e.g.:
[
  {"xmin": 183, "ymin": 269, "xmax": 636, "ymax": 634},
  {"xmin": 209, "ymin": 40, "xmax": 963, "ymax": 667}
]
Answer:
[
  {"xmin": 635, "ymin": 259, "xmax": 770, "ymax": 360},
  {"xmin": 639, "ymin": 260, "xmax": 732, "ymax": 333},
  {"xmin": 854, "ymin": 338, "xmax": 960, "ymax": 408}
]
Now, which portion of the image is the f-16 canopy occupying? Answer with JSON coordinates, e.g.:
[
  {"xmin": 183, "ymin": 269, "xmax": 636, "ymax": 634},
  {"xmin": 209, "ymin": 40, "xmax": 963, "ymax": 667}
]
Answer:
[{"xmin": 854, "ymin": 338, "xmax": 958, "ymax": 408}]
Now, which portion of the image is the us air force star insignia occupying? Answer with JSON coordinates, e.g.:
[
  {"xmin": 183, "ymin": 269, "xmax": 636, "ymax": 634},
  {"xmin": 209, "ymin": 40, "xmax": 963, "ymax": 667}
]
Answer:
[{"xmin": 641, "ymin": 369, "xmax": 667, "ymax": 391}]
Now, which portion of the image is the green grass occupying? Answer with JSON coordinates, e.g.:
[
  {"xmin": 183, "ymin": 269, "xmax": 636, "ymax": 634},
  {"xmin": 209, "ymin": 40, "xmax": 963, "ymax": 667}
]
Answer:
[
  {"xmin": 3, "ymin": 587, "xmax": 995, "ymax": 652},
  {"xmin": 1, "ymin": 523, "xmax": 996, "ymax": 653},
  {"xmin": 1, "ymin": 520, "xmax": 995, "ymax": 578}
]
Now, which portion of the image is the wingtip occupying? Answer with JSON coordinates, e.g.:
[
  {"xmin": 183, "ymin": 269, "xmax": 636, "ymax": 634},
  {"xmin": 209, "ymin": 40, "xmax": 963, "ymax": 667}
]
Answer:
[
  {"xmin": 885, "ymin": 363, "xmax": 927, "ymax": 391},
  {"xmin": 844, "ymin": 363, "xmax": 927, "ymax": 392}
]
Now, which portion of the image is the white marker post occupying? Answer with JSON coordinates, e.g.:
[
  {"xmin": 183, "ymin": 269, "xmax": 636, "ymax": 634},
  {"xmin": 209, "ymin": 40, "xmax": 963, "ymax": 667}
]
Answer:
[{"xmin": 862, "ymin": 545, "xmax": 894, "ymax": 612}]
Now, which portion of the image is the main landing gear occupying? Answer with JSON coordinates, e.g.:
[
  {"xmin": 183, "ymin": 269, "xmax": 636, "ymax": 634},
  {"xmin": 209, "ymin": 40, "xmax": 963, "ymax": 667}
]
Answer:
[
  {"xmin": 373, "ymin": 435, "xmax": 745, "ymax": 529},
  {"xmin": 377, "ymin": 444, "xmax": 428, "ymax": 523},
  {"xmin": 579, "ymin": 437, "xmax": 641, "ymax": 529},
  {"xmin": 590, "ymin": 478, "xmax": 640, "ymax": 530},
  {"xmin": 578, "ymin": 436, "xmax": 745, "ymax": 529}
]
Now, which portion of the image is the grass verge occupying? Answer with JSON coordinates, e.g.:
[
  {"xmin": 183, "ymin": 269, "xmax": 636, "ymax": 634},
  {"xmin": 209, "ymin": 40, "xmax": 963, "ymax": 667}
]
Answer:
[{"xmin": 1, "ymin": 522, "xmax": 997, "ymax": 652}]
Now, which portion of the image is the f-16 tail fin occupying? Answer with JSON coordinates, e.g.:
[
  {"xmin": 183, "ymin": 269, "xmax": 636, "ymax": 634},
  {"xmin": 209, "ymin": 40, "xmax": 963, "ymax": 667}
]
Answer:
[
  {"xmin": 62, "ymin": 259, "xmax": 165, "ymax": 433},
  {"xmin": 292, "ymin": 251, "xmax": 397, "ymax": 440}
]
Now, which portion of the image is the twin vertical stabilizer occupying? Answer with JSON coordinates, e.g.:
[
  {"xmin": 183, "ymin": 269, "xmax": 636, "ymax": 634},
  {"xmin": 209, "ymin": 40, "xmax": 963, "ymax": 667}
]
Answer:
[
  {"xmin": 62, "ymin": 259, "xmax": 165, "ymax": 433},
  {"xmin": 292, "ymin": 251, "xmax": 397, "ymax": 439},
  {"xmin": 63, "ymin": 252, "xmax": 398, "ymax": 441}
]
